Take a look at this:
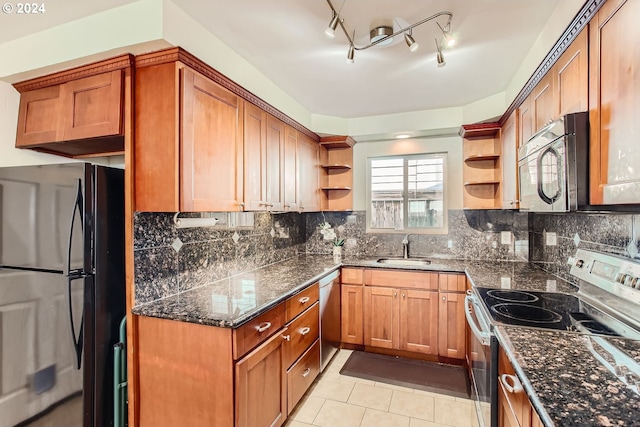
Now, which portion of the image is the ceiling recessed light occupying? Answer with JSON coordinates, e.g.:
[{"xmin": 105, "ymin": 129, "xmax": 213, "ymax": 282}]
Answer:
[{"xmin": 395, "ymin": 134, "xmax": 411, "ymax": 139}]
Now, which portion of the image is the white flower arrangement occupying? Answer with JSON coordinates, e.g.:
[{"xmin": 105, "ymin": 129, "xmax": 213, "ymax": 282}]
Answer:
[{"xmin": 318, "ymin": 222, "xmax": 345, "ymax": 246}]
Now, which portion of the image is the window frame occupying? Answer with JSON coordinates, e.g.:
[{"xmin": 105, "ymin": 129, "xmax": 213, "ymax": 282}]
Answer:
[{"xmin": 366, "ymin": 152, "xmax": 448, "ymax": 235}]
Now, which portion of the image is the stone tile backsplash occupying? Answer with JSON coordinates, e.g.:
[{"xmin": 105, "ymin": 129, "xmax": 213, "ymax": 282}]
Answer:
[
  {"xmin": 136, "ymin": 208, "xmax": 638, "ymax": 306},
  {"xmin": 529, "ymin": 211, "xmax": 640, "ymax": 283},
  {"xmin": 133, "ymin": 211, "xmax": 305, "ymax": 305},
  {"xmin": 304, "ymin": 210, "xmax": 530, "ymax": 261}
]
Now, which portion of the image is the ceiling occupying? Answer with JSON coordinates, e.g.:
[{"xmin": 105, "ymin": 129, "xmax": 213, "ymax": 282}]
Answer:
[{"xmin": 0, "ymin": 0, "xmax": 564, "ymax": 120}]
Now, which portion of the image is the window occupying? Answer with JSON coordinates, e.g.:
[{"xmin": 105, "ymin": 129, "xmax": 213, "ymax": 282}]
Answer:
[{"xmin": 367, "ymin": 153, "xmax": 447, "ymax": 234}]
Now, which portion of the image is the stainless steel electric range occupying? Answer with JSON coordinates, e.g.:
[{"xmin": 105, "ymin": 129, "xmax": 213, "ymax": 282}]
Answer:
[{"xmin": 465, "ymin": 249, "xmax": 640, "ymax": 427}]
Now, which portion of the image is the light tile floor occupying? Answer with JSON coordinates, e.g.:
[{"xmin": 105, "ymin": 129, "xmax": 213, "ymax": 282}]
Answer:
[{"xmin": 286, "ymin": 350, "xmax": 480, "ymax": 427}]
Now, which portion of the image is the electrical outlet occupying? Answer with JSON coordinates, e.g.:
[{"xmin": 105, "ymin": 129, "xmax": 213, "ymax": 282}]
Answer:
[
  {"xmin": 501, "ymin": 231, "xmax": 512, "ymax": 245},
  {"xmin": 546, "ymin": 280, "xmax": 557, "ymax": 292},
  {"xmin": 447, "ymin": 240, "xmax": 453, "ymax": 249},
  {"xmin": 546, "ymin": 232, "xmax": 557, "ymax": 246},
  {"xmin": 500, "ymin": 277, "xmax": 511, "ymax": 289}
]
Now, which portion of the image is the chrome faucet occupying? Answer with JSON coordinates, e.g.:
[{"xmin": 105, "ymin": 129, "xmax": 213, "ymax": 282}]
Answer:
[{"xmin": 402, "ymin": 234, "xmax": 410, "ymax": 259}]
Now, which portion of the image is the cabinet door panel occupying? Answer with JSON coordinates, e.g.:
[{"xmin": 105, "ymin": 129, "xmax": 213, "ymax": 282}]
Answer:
[
  {"xmin": 266, "ymin": 115, "xmax": 284, "ymax": 211},
  {"xmin": 589, "ymin": 0, "xmax": 640, "ymax": 204},
  {"xmin": 244, "ymin": 103, "xmax": 267, "ymax": 210},
  {"xmin": 364, "ymin": 286, "xmax": 397, "ymax": 349},
  {"xmin": 532, "ymin": 73, "xmax": 556, "ymax": 133},
  {"xmin": 500, "ymin": 112, "xmax": 519, "ymax": 209},
  {"xmin": 556, "ymin": 28, "xmax": 588, "ymax": 117},
  {"xmin": 438, "ymin": 292, "xmax": 466, "ymax": 359},
  {"xmin": 297, "ymin": 134, "xmax": 321, "ymax": 212},
  {"xmin": 341, "ymin": 285, "xmax": 363, "ymax": 345},
  {"xmin": 181, "ymin": 68, "xmax": 243, "ymax": 211},
  {"xmin": 518, "ymin": 95, "xmax": 533, "ymax": 147},
  {"xmin": 62, "ymin": 70, "xmax": 123, "ymax": 140},
  {"xmin": 399, "ymin": 289, "xmax": 438, "ymax": 354},
  {"xmin": 15, "ymin": 85, "xmax": 64, "ymax": 147},
  {"xmin": 283, "ymin": 125, "xmax": 298, "ymax": 211},
  {"xmin": 235, "ymin": 329, "xmax": 287, "ymax": 427}
]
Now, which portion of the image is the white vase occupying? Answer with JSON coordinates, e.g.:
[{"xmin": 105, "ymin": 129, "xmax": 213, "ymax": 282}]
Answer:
[{"xmin": 332, "ymin": 245, "xmax": 342, "ymax": 261}]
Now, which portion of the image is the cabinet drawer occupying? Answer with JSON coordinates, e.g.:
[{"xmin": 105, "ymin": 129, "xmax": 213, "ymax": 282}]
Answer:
[
  {"xmin": 341, "ymin": 268, "xmax": 363, "ymax": 285},
  {"xmin": 233, "ymin": 302, "xmax": 286, "ymax": 360},
  {"xmin": 284, "ymin": 303, "xmax": 319, "ymax": 367},
  {"xmin": 438, "ymin": 273, "xmax": 467, "ymax": 292},
  {"xmin": 286, "ymin": 283, "xmax": 319, "ymax": 322},
  {"xmin": 287, "ymin": 339, "xmax": 320, "ymax": 414},
  {"xmin": 365, "ymin": 269, "xmax": 438, "ymax": 290}
]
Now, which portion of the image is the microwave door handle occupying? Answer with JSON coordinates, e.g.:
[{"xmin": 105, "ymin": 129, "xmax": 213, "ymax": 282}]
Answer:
[
  {"xmin": 464, "ymin": 296, "xmax": 491, "ymax": 346},
  {"xmin": 67, "ymin": 275, "xmax": 84, "ymax": 370},
  {"xmin": 536, "ymin": 147, "xmax": 561, "ymax": 205}
]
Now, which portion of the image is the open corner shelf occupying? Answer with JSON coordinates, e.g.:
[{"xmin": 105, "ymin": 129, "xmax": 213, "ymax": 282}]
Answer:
[
  {"xmin": 321, "ymin": 164, "xmax": 352, "ymax": 170},
  {"xmin": 464, "ymin": 154, "xmax": 500, "ymax": 162},
  {"xmin": 463, "ymin": 180, "xmax": 500, "ymax": 186}
]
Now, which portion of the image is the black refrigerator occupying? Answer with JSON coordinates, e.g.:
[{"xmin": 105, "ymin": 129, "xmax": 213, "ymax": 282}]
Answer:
[{"xmin": 0, "ymin": 162, "xmax": 125, "ymax": 427}]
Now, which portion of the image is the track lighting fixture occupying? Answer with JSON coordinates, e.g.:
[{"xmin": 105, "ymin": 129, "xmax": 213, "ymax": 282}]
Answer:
[
  {"xmin": 324, "ymin": 0, "xmax": 454, "ymax": 67},
  {"xmin": 325, "ymin": 12, "xmax": 339, "ymax": 38},
  {"xmin": 347, "ymin": 43, "xmax": 354, "ymax": 63},
  {"xmin": 435, "ymin": 39, "xmax": 446, "ymax": 67},
  {"xmin": 404, "ymin": 29, "xmax": 419, "ymax": 52}
]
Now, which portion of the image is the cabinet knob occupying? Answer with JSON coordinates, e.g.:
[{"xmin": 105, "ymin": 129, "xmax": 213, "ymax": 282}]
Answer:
[
  {"xmin": 442, "ymin": 296, "xmax": 446, "ymax": 301},
  {"xmin": 299, "ymin": 296, "xmax": 310, "ymax": 304},
  {"xmin": 299, "ymin": 206, "xmax": 305, "ymax": 212},
  {"xmin": 302, "ymin": 368, "xmax": 311, "ymax": 378},
  {"xmin": 393, "ymin": 292, "xmax": 397, "ymax": 297},
  {"xmin": 282, "ymin": 334, "xmax": 291, "ymax": 341},
  {"xmin": 402, "ymin": 293, "xmax": 406, "ymax": 298}
]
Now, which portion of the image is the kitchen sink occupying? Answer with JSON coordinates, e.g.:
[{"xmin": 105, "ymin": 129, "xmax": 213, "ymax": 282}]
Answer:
[{"xmin": 376, "ymin": 258, "xmax": 431, "ymax": 266}]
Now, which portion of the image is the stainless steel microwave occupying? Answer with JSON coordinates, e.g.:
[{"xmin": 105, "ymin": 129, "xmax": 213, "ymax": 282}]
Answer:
[{"xmin": 518, "ymin": 112, "xmax": 589, "ymax": 212}]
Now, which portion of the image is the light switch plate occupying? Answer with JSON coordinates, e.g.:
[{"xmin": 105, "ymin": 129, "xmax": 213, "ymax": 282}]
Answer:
[
  {"xmin": 501, "ymin": 231, "xmax": 512, "ymax": 245},
  {"xmin": 546, "ymin": 232, "xmax": 557, "ymax": 246}
]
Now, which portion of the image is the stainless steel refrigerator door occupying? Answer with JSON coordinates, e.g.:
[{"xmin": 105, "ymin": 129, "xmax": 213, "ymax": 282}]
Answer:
[{"xmin": 0, "ymin": 163, "xmax": 84, "ymax": 272}]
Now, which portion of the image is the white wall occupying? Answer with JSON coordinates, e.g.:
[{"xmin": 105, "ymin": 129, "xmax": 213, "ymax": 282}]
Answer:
[{"xmin": 352, "ymin": 135, "xmax": 463, "ymax": 211}]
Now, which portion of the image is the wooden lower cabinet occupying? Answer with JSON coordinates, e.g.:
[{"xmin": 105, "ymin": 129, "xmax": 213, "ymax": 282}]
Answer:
[
  {"xmin": 363, "ymin": 286, "xmax": 439, "ymax": 355},
  {"xmin": 341, "ymin": 284, "xmax": 364, "ymax": 344},
  {"xmin": 498, "ymin": 347, "xmax": 541, "ymax": 427},
  {"xmin": 438, "ymin": 291, "xmax": 466, "ymax": 359},
  {"xmin": 137, "ymin": 286, "xmax": 321, "ymax": 427},
  {"xmin": 236, "ymin": 329, "xmax": 288, "ymax": 427}
]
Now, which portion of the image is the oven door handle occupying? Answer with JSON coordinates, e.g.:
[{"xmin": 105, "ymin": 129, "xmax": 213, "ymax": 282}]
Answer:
[{"xmin": 465, "ymin": 295, "xmax": 492, "ymax": 346}]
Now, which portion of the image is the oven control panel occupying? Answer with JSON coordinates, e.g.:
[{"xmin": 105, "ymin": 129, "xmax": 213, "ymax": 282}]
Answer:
[{"xmin": 569, "ymin": 249, "xmax": 640, "ymax": 306}]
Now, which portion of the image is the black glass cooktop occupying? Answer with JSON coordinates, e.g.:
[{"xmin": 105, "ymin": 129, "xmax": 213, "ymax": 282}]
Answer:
[{"xmin": 476, "ymin": 287, "xmax": 620, "ymax": 336}]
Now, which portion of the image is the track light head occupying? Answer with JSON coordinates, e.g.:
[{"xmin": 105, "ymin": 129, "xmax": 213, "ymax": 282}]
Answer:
[
  {"xmin": 435, "ymin": 39, "xmax": 446, "ymax": 67},
  {"xmin": 325, "ymin": 12, "xmax": 339, "ymax": 38},
  {"xmin": 437, "ymin": 21, "xmax": 456, "ymax": 47},
  {"xmin": 346, "ymin": 44, "xmax": 355, "ymax": 63},
  {"xmin": 404, "ymin": 30, "xmax": 419, "ymax": 52}
]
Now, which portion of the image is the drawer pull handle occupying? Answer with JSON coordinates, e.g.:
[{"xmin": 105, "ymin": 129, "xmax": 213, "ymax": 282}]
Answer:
[
  {"xmin": 282, "ymin": 335, "xmax": 291, "ymax": 341},
  {"xmin": 299, "ymin": 296, "xmax": 311, "ymax": 304},
  {"xmin": 500, "ymin": 374, "xmax": 524, "ymax": 394},
  {"xmin": 302, "ymin": 368, "xmax": 311, "ymax": 378},
  {"xmin": 299, "ymin": 327, "xmax": 311, "ymax": 336},
  {"xmin": 256, "ymin": 322, "xmax": 272, "ymax": 333}
]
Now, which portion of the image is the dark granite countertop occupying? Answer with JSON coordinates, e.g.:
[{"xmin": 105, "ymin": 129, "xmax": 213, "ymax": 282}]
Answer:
[
  {"xmin": 132, "ymin": 254, "xmax": 341, "ymax": 327},
  {"xmin": 496, "ymin": 326, "xmax": 640, "ymax": 427}
]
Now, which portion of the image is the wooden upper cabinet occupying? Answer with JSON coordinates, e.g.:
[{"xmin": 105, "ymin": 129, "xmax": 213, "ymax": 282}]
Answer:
[
  {"xmin": 531, "ymin": 72, "xmax": 555, "ymax": 133},
  {"xmin": 283, "ymin": 126, "xmax": 299, "ymax": 211},
  {"xmin": 62, "ymin": 70, "xmax": 123, "ymax": 141},
  {"xmin": 134, "ymin": 50, "xmax": 244, "ymax": 212},
  {"xmin": 244, "ymin": 102, "xmax": 268, "ymax": 211},
  {"xmin": 243, "ymin": 106, "xmax": 287, "ymax": 211},
  {"xmin": 14, "ymin": 55, "xmax": 131, "ymax": 157},
  {"xmin": 517, "ymin": 94, "xmax": 533, "ymax": 147},
  {"xmin": 500, "ymin": 112, "xmax": 519, "ymax": 209},
  {"xmin": 15, "ymin": 85, "xmax": 64, "ymax": 146},
  {"xmin": 266, "ymin": 115, "xmax": 285, "ymax": 211},
  {"xmin": 181, "ymin": 68, "xmax": 244, "ymax": 211},
  {"xmin": 556, "ymin": 27, "xmax": 588, "ymax": 117},
  {"xmin": 297, "ymin": 133, "xmax": 322, "ymax": 212},
  {"xmin": 589, "ymin": 0, "xmax": 640, "ymax": 205}
]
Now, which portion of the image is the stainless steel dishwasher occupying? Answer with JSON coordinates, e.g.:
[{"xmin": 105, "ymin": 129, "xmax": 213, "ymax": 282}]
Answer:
[{"xmin": 319, "ymin": 270, "xmax": 341, "ymax": 372}]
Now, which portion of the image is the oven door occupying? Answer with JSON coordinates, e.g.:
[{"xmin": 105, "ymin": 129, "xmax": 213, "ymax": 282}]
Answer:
[{"xmin": 465, "ymin": 294, "xmax": 498, "ymax": 427}]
